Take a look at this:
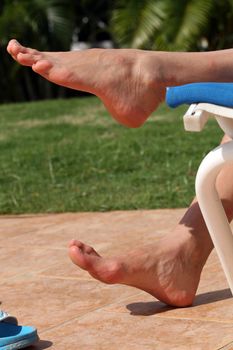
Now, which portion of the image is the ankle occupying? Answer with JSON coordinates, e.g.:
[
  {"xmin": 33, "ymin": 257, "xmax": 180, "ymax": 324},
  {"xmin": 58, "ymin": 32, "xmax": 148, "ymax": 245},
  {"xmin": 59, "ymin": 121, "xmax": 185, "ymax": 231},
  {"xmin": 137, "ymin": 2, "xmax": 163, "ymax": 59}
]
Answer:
[
  {"xmin": 140, "ymin": 51, "xmax": 170, "ymax": 92},
  {"xmin": 165, "ymin": 225, "xmax": 213, "ymax": 267}
]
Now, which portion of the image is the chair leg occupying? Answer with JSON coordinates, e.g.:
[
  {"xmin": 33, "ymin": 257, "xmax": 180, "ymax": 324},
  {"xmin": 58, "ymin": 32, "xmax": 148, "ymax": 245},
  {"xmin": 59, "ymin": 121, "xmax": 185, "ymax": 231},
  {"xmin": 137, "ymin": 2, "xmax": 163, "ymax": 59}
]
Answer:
[{"xmin": 196, "ymin": 140, "xmax": 233, "ymax": 294}]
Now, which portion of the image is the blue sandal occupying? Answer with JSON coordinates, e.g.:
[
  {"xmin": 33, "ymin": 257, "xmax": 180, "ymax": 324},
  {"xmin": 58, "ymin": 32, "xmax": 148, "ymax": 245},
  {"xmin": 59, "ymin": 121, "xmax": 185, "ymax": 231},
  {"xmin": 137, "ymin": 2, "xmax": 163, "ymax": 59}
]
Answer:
[{"xmin": 0, "ymin": 311, "xmax": 38, "ymax": 349}]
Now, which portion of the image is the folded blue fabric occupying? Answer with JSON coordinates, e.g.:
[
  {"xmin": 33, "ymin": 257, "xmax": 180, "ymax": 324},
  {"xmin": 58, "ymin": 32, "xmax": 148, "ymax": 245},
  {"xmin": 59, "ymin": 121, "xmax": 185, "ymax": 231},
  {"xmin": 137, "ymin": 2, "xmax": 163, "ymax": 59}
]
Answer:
[{"xmin": 166, "ymin": 83, "xmax": 233, "ymax": 108}]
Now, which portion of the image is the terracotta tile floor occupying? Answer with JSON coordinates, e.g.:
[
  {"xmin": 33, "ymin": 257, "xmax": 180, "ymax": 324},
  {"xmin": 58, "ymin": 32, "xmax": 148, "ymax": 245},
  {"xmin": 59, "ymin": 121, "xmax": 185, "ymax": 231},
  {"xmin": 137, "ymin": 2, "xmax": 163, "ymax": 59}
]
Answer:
[{"xmin": 1, "ymin": 209, "xmax": 233, "ymax": 350}]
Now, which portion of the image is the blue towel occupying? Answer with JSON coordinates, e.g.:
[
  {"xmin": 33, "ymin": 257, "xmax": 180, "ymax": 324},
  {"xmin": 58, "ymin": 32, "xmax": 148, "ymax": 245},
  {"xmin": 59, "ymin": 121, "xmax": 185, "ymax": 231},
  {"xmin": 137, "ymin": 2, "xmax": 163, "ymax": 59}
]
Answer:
[{"xmin": 166, "ymin": 83, "xmax": 233, "ymax": 108}]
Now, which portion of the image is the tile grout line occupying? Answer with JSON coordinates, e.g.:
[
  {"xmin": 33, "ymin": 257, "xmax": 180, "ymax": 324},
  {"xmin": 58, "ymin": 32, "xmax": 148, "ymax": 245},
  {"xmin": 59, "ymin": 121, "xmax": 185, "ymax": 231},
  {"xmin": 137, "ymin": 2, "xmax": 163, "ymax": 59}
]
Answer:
[
  {"xmin": 153, "ymin": 314, "xmax": 233, "ymax": 325},
  {"xmin": 5, "ymin": 269, "xmax": 233, "ymax": 326},
  {"xmin": 39, "ymin": 291, "xmax": 146, "ymax": 335},
  {"xmin": 218, "ymin": 340, "xmax": 233, "ymax": 350},
  {"xmin": 0, "ymin": 222, "xmax": 60, "ymax": 244},
  {"xmin": 39, "ymin": 294, "xmax": 233, "ymax": 336},
  {"xmin": 39, "ymin": 310, "xmax": 233, "ymax": 337},
  {"xmin": 1, "ymin": 259, "xmax": 67, "ymax": 283},
  {"xmin": 4, "ymin": 269, "xmax": 233, "ymax": 326}
]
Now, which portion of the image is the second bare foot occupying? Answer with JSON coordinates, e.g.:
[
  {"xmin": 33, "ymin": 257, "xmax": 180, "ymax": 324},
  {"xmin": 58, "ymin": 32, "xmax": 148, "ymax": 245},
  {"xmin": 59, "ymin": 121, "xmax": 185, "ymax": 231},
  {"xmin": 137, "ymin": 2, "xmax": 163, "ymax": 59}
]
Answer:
[{"xmin": 68, "ymin": 232, "xmax": 205, "ymax": 307}]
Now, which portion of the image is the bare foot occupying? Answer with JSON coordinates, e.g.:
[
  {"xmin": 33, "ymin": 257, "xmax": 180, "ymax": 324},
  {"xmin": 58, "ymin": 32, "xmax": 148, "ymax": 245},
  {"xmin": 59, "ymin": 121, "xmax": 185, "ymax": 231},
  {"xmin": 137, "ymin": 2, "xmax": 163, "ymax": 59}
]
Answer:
[
  {"xmin": 7, "ymin": 39, "xmax": 167, "ymax": 128},
  {"xmin": 68, "ymin": 232, "xmax": 206, "ymax": 307},
  {"xmin": 7, "ymin": 40, "xmax": 233, "ymax": 127}
]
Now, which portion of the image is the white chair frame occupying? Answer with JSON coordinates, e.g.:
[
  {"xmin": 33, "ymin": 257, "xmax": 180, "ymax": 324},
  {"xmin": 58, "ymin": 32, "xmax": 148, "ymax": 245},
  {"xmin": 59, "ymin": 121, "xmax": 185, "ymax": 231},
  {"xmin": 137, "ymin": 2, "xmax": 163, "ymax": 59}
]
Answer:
[{"xmin": 184, "ymin": 103, "xmax": 233, "ymax": 293}]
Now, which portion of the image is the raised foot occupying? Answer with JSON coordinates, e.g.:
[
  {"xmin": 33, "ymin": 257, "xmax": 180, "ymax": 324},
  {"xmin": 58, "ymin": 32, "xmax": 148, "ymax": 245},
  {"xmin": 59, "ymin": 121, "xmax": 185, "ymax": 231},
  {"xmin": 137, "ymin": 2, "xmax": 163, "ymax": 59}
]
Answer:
[
  {"xmin": 7, "ymin": 39, "xmax": 166, "ymax": 128},
  {"xmin": 68, "ymin": 238, "xmax": 203, "ymax": 307}
]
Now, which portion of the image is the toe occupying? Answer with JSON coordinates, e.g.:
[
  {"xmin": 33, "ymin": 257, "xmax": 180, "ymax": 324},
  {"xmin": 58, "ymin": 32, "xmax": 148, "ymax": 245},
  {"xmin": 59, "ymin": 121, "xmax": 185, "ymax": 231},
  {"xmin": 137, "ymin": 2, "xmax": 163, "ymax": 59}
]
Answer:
[
  {"xmin": 69, "ymin": 245, "xmax": 88, "ymax": 270},
  {"xmin": 17, "ymin": 52, "xmax": 40, "ymax": 67},
  {"xmin": 7, "ymin": 39, "xmax": 39, "ymax": 58},
  {"xmin": 83, "ymin": 244, "xmax": 100, "ymax": 256},
  {"xmin": 68, "ymin": 242, "xmax": 124, "ymax": 284},
  {"xmin": 32, "ymin": 60, "xmax": 53, "ymax": 75},
  {"xmin": 7, "ymin": 39, "xmax": 27, "ymax": 59},
  {"xmin": 68, "ymin": 239, "xmax": 84, "ymax": 249},
  {"xmin": 68, "ymin": 240, "xmax": 99, "ymax": 256},
  {"xmin": 69, "ymin": 245, "xmax": 100, "ymax": 271}
]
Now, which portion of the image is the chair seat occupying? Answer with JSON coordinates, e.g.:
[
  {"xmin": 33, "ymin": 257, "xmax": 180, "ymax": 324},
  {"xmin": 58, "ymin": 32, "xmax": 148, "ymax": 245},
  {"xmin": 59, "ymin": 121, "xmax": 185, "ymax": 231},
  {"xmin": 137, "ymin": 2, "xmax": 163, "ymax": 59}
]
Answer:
[{"xmin": 166, "ymin": 82, "xmax": 233, "ymax": 108}]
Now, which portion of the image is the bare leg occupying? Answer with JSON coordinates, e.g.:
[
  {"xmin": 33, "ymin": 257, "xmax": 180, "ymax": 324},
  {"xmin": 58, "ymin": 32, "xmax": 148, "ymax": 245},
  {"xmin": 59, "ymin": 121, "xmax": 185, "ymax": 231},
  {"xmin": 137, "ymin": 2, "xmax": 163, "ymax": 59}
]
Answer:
[
  {"xmin": 7, "ymin": 39, "xmax": 233, "ymax": 127},
  {"xmin": 7, "ymin": 40, "xmax": 233, "ymax": 306},
  {"xmin": 69, "ymin": 135, "xmax": 233, "ymax": 307}
]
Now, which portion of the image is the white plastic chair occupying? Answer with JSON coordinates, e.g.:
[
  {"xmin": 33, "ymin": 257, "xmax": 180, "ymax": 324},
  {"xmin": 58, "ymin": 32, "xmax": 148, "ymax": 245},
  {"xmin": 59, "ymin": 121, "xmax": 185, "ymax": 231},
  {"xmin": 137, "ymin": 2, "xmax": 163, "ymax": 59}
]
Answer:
[{"xmin": 166, "ymin": 83, "xmax": 233, "ymax": 294}]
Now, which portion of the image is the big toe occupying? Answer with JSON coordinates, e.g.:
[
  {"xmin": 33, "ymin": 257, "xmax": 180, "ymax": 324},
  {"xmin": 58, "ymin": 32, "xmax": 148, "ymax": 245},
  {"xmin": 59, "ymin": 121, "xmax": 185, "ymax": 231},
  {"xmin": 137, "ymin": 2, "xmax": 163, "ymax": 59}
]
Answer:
[
  {"xmin": 7, "ymin": 39, "xmax": 27, "ymax": 59},
  {"xmin": 69, "ymin": 241, "xmax": 100, "ymax": 271},
  {"xmin": 7, "ymin": 39, "xmax": 41, "ymax": 65},
  {"xmin": 68, "ymin": 240, "xmax": 124, "ymax": 284},
  {"xmin": 16, "ymin": 52, "xmax": 40, "ymax": 67}
]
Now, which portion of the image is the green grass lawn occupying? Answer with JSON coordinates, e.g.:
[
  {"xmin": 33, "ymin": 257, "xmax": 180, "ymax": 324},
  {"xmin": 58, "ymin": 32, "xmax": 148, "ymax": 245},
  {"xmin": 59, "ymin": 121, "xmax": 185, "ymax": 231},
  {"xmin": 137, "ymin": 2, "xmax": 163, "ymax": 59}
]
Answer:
[{"xmin": 0, "ymin": 96, "xmax": 223, "ymax": 214}]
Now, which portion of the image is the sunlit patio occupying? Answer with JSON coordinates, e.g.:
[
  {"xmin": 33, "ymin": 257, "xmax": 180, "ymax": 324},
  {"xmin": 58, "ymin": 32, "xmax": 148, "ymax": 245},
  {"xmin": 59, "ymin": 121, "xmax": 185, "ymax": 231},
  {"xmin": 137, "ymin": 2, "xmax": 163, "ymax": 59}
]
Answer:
[{"xmin": 1, "ymin": 209, "xmax": 233, "ymax": 350}]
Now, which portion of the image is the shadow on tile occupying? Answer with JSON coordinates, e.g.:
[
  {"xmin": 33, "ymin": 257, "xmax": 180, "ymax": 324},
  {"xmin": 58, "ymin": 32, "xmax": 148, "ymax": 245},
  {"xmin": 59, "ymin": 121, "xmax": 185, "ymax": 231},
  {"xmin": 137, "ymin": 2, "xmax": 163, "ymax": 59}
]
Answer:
[
  {"xmin": 126, "ymin": 301, "xmax": 174, "ymax": 316},
  {"xmin": 27, "ymin": 340, "xmax": 53, "ymax": 349},
  {"xmin": 126, "ymin": 288, "xmax": 232, "ymax": 316},
  {"xmin": 194, "ymin": 288, "xmax": 232, "ymax": 306}
]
